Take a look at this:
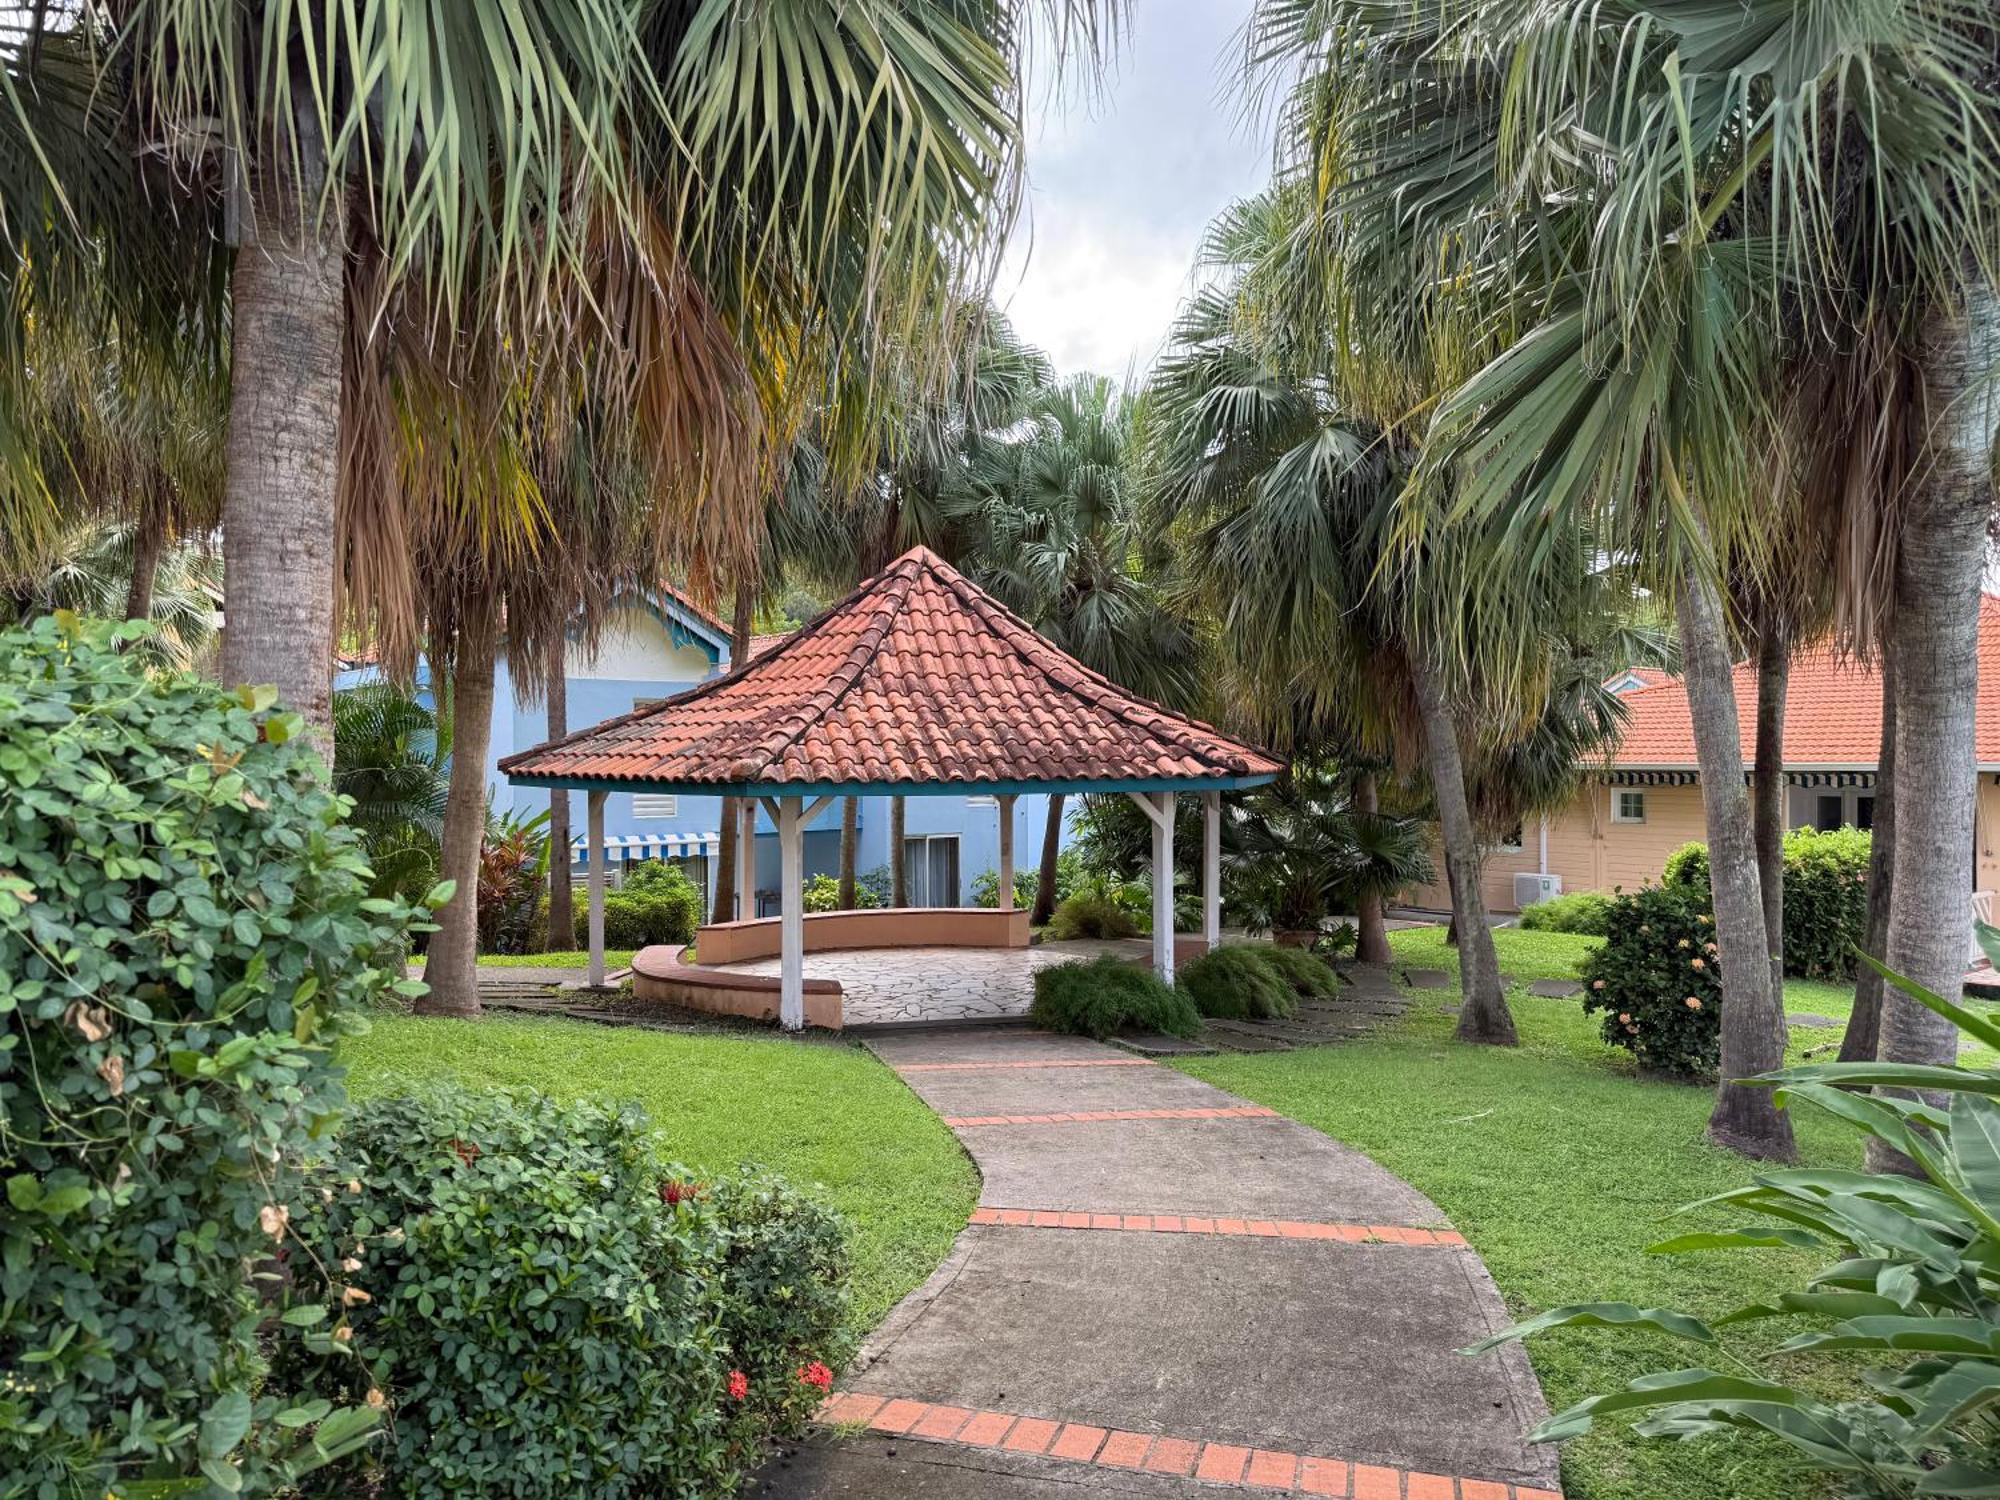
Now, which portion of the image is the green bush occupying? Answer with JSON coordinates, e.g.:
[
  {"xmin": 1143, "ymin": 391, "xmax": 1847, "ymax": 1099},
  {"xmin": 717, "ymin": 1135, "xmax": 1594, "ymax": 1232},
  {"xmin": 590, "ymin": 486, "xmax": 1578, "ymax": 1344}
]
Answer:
[
  {"xmin": 1043, "ymin": 888, "xmax": 1141, "ymax": 941},
  {"xmin": 971, "ymin": 866, "xmax": 1038, "ymax": 909},
  {"xmin": 624, "ymin": 857, "xmax": 709, "ymax": 921},
  {"xmin": 278, "ymin": 1087, "xmax": 848, "ymax": 1497},
  {"xmin": 573, "ymin": 868, "xmax": 700, "ymax": 949},
  {"xmin": 1029, "ymin": 956, "xmax": 1201, "ymax": 1038},
  {"xmin": 1177, "ymin": 944, "xmax": 1300, "ymax": 1020},
  {"xmin": 802, "ymin": 872, "xmax": 881, "ymax": 912},
  {"xmin": 1479, "ymin": 943, "xmax": 2000, "ymax": 1492},
  {"xmin": 1578, "ymin": 885, "xmax": 1721, "ymax": 1079},
  {"xmin": 0, "ymin": 615, "xmax": 424, "ymax": 1495},
  {"xmin": 1256, "ymin": 943, "xmax": 1344, "ymax": 999},
  {"xmin": 1661, "ymin": 827, "xmax": 1870, "ymax": 978},
  {"xmin": 1517, "ymin": 889, "xmax": 1614, "ymax": 936}
]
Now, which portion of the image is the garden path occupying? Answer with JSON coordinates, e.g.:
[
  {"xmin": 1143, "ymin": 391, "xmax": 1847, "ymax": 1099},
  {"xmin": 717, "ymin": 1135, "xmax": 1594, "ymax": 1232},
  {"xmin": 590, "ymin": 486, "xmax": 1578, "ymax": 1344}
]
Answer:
[{"xmin": 757, "ymin": 1025, "xmax": 1561, "ymax": 1499}]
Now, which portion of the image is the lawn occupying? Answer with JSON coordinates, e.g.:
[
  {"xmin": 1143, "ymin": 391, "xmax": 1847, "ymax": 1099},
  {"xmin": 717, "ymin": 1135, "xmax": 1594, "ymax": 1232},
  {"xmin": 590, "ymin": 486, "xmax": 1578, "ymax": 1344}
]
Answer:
[
  {"xmin": 408, "ymin": 949, "xmax": 639, "ymax": 969},
  {"xmin": 1179, "ymin": 926, "xmax": 1875, "ymax": 1500},
  {"xmin": 339, "ymin": 1016, "xmax": 978, "ymax": 1335}
]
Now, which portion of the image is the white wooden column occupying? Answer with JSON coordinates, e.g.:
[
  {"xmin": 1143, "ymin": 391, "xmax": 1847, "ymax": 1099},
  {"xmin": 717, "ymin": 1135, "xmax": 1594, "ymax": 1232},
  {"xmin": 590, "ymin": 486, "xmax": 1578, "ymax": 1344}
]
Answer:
[
  {"xmin": 586, "ymin": 790, "xmax": 608, "ymax": 987},
  {"xmin": 1202, "ymin": 790, "xmax": 1222, "ymax": 951},
  {"xmin": 737, "ymin": 798, "xmax": 757, "ymax": 921},
  {"xmin": 996, "ymin": 794, "xmax": 1018, "ymax": 910},
  {"xmin": 776, "ymin": 796, "xmax": 805, "ymax": 1029},
  {"xmin": 1126, "ymin": 790, "xmax": 1178, "ymax": 984}
]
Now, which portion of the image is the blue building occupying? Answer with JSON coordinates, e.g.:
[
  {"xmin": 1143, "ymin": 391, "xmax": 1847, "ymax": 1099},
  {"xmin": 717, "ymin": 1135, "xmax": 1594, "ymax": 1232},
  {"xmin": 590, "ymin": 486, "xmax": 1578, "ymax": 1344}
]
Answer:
[{"xmin": 340, "ymin": 583, "xmax": 1073, "ymax": 915}]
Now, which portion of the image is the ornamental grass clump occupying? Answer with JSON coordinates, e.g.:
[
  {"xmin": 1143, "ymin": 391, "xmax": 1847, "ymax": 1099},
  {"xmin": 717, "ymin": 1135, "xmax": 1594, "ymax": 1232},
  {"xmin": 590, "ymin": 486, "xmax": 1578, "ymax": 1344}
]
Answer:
[
  {"xmin": 276, "ymin": 1087, "xmax": 848, "ymax": 1497},
  {"xmin": 1030, "ymin": 956, "xmax": 1201, "ymax": 1039},
  {"xmin": 0, "ymin": 615, "xmax": 430, "ymax": 1495},
  {"xmin": 1177, "ymin": 944, "xmax": 1301, "ymax": 1020},
  {"xmin": 1578, "ymin": 884, "xmax": 1722, "ymax": 1079}
]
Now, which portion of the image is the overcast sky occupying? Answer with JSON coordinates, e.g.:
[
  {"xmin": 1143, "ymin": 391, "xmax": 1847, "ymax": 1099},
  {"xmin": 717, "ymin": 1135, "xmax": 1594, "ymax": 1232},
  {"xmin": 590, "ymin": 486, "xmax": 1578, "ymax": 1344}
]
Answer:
[{"xmin": 995, "ymin": 1, "xmax": 1271, "ymax": 381}]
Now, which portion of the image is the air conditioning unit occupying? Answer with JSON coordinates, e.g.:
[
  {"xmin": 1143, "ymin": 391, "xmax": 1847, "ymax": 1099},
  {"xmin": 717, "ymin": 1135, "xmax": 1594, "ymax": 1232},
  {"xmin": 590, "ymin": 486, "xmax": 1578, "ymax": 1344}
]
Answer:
[{"xmin": 1514, "ymin": 873, "xmax": 1563, "ymax": 909}]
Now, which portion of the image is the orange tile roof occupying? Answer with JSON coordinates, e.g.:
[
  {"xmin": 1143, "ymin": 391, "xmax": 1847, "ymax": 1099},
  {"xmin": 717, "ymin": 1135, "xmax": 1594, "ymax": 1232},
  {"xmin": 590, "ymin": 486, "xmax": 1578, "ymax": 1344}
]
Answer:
[
  {"xmin": 501, "ymin": 546, "xmax": 1284, "ymax": 792},
  {"xmin": 1610, "ymin": 594, "xmax": 2000, "ymax": 769},
  {"xmin": 745, "ymin": 631, "xmax": 791, "ymax": 661}
]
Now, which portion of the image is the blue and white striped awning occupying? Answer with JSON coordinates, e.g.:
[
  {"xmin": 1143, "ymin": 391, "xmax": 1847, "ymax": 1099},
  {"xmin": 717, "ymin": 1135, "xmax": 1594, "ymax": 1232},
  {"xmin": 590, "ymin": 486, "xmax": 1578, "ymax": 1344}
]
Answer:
[{"xmin": 570, "ymin": 832, "xmax": 720, "ymax": 862}]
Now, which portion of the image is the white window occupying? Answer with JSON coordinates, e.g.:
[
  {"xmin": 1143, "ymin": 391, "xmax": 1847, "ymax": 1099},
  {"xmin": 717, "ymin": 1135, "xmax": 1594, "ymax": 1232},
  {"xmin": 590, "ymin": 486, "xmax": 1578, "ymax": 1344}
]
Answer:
[
  {"xmin": 901, "ymin": 834, "xmax": 962, "ymax": 907},
  {"xmin": 633, "ymin": 794, "xmax": 678, "ymax": 819},
  {"xmin": 1613, "ymin": 789, "xmax": 1647, "ymax": 824},
  {"xmin": 1495, "ymin": 822, "xmax": 1524, "ymax": 854},
  {"xmin": 965, "ymin": 794, "xmax": 998, "ymax": 808}
]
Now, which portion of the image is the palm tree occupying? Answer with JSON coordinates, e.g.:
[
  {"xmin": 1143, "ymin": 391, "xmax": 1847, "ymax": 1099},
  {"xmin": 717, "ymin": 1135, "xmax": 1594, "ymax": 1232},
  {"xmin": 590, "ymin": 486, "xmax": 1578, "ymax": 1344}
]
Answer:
[
  {"xmin": 1242, "ymin": 0, "xmax": 1999, "ymax": 1155},
  {"xmin": 2, "ymin": 516, "xmax": 221, "ymax": 672},
  {"xmin": 330, "ymin": 682, "xmax": 451, "ymax": 905}
]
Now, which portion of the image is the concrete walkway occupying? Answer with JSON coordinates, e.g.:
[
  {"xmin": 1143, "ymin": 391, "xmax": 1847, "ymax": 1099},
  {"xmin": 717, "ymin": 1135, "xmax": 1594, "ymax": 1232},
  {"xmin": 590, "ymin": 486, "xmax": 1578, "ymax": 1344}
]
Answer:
[{"xmin": 759, "ymin": 1027, "xmax": 1560, "ymax": 1499}]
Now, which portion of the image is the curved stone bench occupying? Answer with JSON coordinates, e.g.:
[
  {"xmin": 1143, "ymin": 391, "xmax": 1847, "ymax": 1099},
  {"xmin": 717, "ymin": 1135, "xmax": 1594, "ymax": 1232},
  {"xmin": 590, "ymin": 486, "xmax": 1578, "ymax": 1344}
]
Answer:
[
  {"xmin": 692, "ymin": 906, "xmax": 1031, "ymax": 965},
  {"xmin": 631, "ymin": 944, "xmax": 843, "ymax": 1031}
]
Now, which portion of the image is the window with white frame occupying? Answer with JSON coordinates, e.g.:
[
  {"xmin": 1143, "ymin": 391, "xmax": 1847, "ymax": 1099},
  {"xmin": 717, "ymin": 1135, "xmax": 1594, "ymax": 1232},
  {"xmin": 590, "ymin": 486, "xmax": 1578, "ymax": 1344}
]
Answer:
[
  {"xmin": 1612, "ymin": 789, "xmax": 1647, "ymax": 824},
  {"xmin": 900, "ymin": 834, "xmax": 961, "ymax": 907},
  {"xmin": 965, "ymin": 794, "xmax": 998, "ymax": 808},
  {"xmin": 1495, "ymin": 821, "xmax": 1525, "ymax": 853},
  {"xmin": 632, "ymin": 794, "xmax": 678, "ymax": 819}
]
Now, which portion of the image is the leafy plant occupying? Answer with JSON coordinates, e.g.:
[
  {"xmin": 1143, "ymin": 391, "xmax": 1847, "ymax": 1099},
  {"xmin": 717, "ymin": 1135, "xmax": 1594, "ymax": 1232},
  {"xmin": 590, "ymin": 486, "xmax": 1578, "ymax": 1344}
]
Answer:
[
  {"xmin": 1043, "ymin": 884, "xmax": 1142, "ymax": 941},
  {"xmin": 574, "ymin": 875, "xmax": 702, "ymax": 951},
  {"xmin": 331, "ymin": 682, "xmax": 450, "ymax": 904},
  {"xmin": 803, "ymin": 871, "xmax": 881, "ymax": 912},
  {"xmin": 626, "ymin": 858, "xmax": 709, "ymax": 925},
  {"xmin": 477, "ymin": 807, "xmax": 551, "ymax": 955},
  {"xmin": 1518, "ymin": 890, "xmax": 1615, "ymax": 936},
  {"xmin": 0, "ymin": 615, "xmax": 427, "ymax": 1496},
  {"xmin": 1578, "ymin": 885, "xmax": 1722, "ymax": 1079},
  {"xmin": 972, "ymin": 866, "xmax": 1038, "ymax": 909},
  {"xmin": 278, "ymin": 1087, "xmax": 848, "ymax": 1497},
  {"xmin": 1030, "ymin": 956, "xmax": 1201, "ymax": 1039},
  {"xmin": 1178, "ymin": 944, "xmax": 1301, "ymax": 1020},
  {"xmin": 1225, "ymin": 765, "xmax": 1434, "ymax": 936},
  {"xmin": 1256, "ymin": 943, "xmax": 1344, "ymax": 1001},
  {"xmin": 1475, "ymin": 932, "xmax": 2000, "ymax": 1497},
  {"xmin": 1664, "ymin": 828, "xmax": 1871, "ymax": 979}
]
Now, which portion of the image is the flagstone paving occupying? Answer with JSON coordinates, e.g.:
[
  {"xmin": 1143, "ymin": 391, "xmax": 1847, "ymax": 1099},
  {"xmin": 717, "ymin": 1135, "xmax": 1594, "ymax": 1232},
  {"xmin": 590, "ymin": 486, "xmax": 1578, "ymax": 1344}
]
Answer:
[{"xmin": 755, "ymin": 1026, "xmax": 1559, "ymax": 1499}]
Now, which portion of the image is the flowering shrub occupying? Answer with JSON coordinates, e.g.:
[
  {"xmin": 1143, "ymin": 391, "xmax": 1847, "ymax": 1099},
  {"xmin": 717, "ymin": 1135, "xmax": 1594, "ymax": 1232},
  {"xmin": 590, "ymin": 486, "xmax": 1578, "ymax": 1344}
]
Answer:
[
  {"xmin": 1578, "ymin": 884, "xmax": 1722, "ymax": 1079},
  {"xmin": 0, "ymin": 616, "xmax": 427, "ymax": 1494},
  {"xmin": 277, "ymin": 1087, "xmax": 847, "ymax": 1496},
  {"xmin": 1662, "ymin": 826, "xmax": 1870, "ymax": 978}
]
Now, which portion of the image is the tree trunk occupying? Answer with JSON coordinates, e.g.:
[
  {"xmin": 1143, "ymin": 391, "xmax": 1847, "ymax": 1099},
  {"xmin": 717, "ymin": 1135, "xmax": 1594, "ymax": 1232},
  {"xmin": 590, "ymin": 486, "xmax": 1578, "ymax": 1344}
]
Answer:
[
  {"xmin": 890, "ymin": 796, "xmax": 908, "ymax": 907},
  {"xmin": 712, "ymin": 586, "xmax": 757, "ymax": 923},
  {"xmin": 1443, "ymin": 849, "xmax": 1459, "ymax": 946},
  {"xmin": 1032, "ymin": 793, "xmax": 1066, "ymax": 924},
  {"xmin": 1841, "ymin": 640, "xmax": 1896, "ymax": 1063},
  {"xmin": 544, "ymin": 631, "xmax": 573, "ymax": 951},
  {"xmin": 124, "ymin": 501, "xmax": 165, "ymax": 622},
  {"xmin": 1679, "ymin": 557, "xmax": 1795, "ymax": 1160},
  {"xmin": 1753, "ymin": 626, "xmax": 1790, "ymax": 1000},
  {"xmin": 840, "ymin": 796, "xmax": 858, "ymax": 907},
  {"xmin": 1354, "ymin": 769, "xmax": 1393, "ymax": 964},
  {"xmin": 219, "ymin": 118, "xmax": 345, "ymax": 760},
  {"xmin": 416, "ymin": 594, "xmax": 498, "ymax": 1018},
  {"xmin": 1869, "ymin": 284, "xmax": 1999, "ymax": 1171},
  {"xmin": 1412, "ymin": 660, "xmax": 1515, "ymax": 1045}
]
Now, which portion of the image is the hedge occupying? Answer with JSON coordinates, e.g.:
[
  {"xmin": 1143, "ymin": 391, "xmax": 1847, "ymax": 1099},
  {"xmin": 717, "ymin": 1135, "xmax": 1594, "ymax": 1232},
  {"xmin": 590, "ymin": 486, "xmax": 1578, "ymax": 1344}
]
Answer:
[{"xmin": 1663, "ymin": 826, "xmax": 1871, "ymax": 978}]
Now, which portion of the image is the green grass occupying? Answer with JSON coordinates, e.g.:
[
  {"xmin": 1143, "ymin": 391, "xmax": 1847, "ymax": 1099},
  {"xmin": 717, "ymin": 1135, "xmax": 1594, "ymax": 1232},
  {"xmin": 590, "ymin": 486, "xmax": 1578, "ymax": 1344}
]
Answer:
[
  {"xmin": 340, "ymin": 1016, "xmax": 978, "ymax": 1333},
  {"xmin": 1179, "ymin": 926, "xmax": 1870, "ymax": 1500},
  {"xmin": 409, "ymin": 950, "xmax": 640, "ymax": 969}
]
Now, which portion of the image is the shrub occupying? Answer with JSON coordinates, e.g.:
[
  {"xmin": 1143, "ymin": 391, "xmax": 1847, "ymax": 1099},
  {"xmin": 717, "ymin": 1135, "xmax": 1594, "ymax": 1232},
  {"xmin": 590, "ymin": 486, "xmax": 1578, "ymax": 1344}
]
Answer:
[
  {"xmin": 625, "ymin": 856, "xmax": 709, "ymax": 922},
  {"xmin": 1476, "ymin": 944, "xmax": 2000, "ymax": 1494},
  {"xmin": 1578, "ymin": 885, "xmax": 1721, "ymax": 1079},
  {"xmin": 0, "ymin": 615, "xmax": 424, "ymax": 1495},
  {"xmin": 1256, "ymin": 943, "xmax": 1344, "ymax": 1000},
  {"xmin": 802, "ymin": 872, "xmax": 881, "ymax": 912},
  {"xmin": 1177, "ymin": 944, "xmax": 1300, "ymax": 1020},
  {"xmin": 278, "ymin": 1087, "xmax": 848, "ymax": 1497},
  {"xmin": 972, "ymin": 866, "xmax": 1038, "ymax": 909},
  {"xmin": 1043, "ymin": 886, "xmax": 1142, "ymax": 941},
  {"xmin": 1311, "ymin": 921, "xmax": 1359, "ymax": 959},
  {"xmin": 1030, "ymin": 956, "xmax": 1201, "ymax": 1038},
  {"xmin": 477, "ymin": 808, "xmax": 550, "ymax": 954},
  {"xmin": 1660, "ymin": 827, "xmax": 1871, "ymax": 978},
  {"xmin": 574, "ymin": 879, "xmax": 700, "ymax": 949},
  {"xmin": 1517, "ymin": 889, "xmax": 1614, "ymax": 936}
]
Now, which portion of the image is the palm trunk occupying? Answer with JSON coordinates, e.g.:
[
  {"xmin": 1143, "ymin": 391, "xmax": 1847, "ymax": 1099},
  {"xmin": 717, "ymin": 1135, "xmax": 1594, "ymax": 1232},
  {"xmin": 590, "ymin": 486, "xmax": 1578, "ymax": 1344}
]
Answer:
[
  {"xmin": 219, "ymin": 119, "xmax": 344, "ymax": 760},
  {"xmin": 1412, "ymin": 660, "xmax": 1514, "ymax": 1045},
  {"xmin": 1354, "ymin": 769, "xmax": 1393, "ymax": 964},
  {"xmin": 839, "ymin": 796, "xmax": 858, "ymax": 907},
  {"xmin": 1841, "ymin": 640, "xmax": 1896, "ymax": 1063},
  {"xmin": 124, "ymin": 501, "xmax": 166, "ymax": 622},
  {"xmin": 711, "ymin": 586, "xmax": 757, "ymax": 923},
  {"xmin": 1031, "ymin": 793, "xmax": 1066, "ymax": 924},
  {"xmin": 544, "ymin": 631, "xmax": 573, "ymax": 951},
  {"xmin": 1869, "ymin": 285, "xmax": 2000, "ymax": 1170},
  {"xmin": 1680, "ymin": 557, "xmax": 1795, "ymax": 1160},
  {"xmin": 416, "ymin": 595, "xmax": 498, "ymax": 1018},
  {"xmin": 1753, "ymin": 626, "xmax": 1790, "ymax": 1000},
  {"xmin": 890, "ymin": 796, "xmax": 908, "ymax": 907}
]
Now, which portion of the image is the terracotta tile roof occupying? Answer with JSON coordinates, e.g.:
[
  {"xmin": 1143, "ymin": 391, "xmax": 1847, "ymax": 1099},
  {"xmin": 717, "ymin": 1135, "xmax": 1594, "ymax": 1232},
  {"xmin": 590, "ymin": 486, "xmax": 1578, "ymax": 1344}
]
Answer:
[
  {"xmin": 1611, "ymin": 594, "xmax": 2000, "ymax": 769},
  {"xmin": 745, "ymin": 631, "xmax": 791, "ymax": 661},
  {"xmin": 650, "ymin": 580, "xmax": 727, "ymax": 641},
  {"xmin": 501, "ymin": 546, "xmax": 1284, "ymax": 792}
]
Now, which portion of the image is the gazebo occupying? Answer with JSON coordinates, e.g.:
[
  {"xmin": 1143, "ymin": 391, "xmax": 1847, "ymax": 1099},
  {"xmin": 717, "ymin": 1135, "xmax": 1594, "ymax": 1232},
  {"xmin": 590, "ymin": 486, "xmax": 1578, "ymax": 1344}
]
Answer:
[{"xmin": 499, "ymin": 546, "xmax": 1284, "ymax": 1028}]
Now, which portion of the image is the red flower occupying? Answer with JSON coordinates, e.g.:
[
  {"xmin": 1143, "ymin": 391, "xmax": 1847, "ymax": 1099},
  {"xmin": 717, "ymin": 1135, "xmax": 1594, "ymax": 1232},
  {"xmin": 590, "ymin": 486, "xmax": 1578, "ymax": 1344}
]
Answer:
[
  {"xmin": 798, "ymin": 1361, "xmax": 833, "ymax": 1391},
  {"xmin": 449, "ymin": 1139, "xmax": 481, "ymax": 1167},
  {"xmin": 727, "ymin": 1369, "xmax": 749, "ymax": 1401},
  {"xmin": 659, "ymin": 1180, "xmax": 701, "ymax": 1207}
]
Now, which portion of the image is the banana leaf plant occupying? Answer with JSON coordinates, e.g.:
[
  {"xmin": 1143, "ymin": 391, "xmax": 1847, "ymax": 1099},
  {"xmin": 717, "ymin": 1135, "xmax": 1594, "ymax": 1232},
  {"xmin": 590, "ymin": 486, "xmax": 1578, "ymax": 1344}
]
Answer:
[{"xmin": 1469, "ymin": 924, "xmax": 2000, "ymax": 1497}]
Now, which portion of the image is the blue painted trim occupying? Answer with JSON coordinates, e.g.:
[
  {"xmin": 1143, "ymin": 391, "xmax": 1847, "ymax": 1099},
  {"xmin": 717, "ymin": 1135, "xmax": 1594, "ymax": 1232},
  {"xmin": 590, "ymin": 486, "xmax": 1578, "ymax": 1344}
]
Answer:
[{"xmin": 504, "ymin": 772, "xmax": 1279, "ymax": 797}]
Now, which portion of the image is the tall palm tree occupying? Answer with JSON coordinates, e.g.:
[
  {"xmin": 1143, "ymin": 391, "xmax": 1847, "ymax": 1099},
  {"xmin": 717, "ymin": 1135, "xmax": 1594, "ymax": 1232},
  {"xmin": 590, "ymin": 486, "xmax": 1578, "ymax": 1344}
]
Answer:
[{"xmin": 1, "ymin": 516, "xmax": 221, "ymax": 672}]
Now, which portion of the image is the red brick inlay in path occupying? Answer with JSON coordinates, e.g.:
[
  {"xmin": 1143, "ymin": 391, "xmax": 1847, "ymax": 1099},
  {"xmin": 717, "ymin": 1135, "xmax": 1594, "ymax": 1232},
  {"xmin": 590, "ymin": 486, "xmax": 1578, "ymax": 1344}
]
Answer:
[
  {"xmin": 814, "ymin": 1393, "xmax": 1560, "ymax": 1498},
  {"xmin": 967, "ymin": 1206, "xmax": 1469, "ymax": 1247},
  {"xmin": 942, "ymin": 1105, "xmax": 1282, "ymax": 1128},
  {"xmin": 895, "ymin": 1058, "xmax": 1159, "ymax": 1072}
]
